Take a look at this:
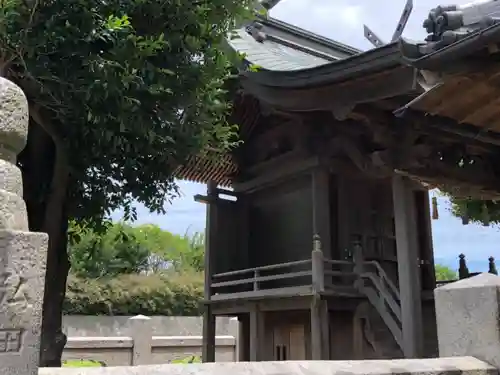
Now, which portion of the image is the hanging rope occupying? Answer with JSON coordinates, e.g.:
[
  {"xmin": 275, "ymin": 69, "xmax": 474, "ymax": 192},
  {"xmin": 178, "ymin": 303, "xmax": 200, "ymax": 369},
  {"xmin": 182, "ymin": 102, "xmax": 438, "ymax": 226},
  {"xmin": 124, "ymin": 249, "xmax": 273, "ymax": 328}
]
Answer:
[{"xmin": 431, "ymin": 196, "xmax": 439, "ymax": 220}]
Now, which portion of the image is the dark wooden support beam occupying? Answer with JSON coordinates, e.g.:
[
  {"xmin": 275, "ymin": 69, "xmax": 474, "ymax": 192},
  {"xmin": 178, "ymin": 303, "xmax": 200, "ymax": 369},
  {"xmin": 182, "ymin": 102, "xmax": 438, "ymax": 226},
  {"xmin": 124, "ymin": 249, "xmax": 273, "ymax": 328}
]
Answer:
[
  {"xmin": 249, "ymin": 305, "xmax": 265, "ymax": 361},
  {"xmin": 403, "ymin": 108, "xmax": 500, "ymax": 148},
  {"xmin": 312, "ymin": 168, "xmax": 331, "ymax": 258},
  {"xmin": 310, "ymin": 296, "xmax": 329, "ymax": 360},
  {"xmin": 194, "ymin": 194, "xmax": 236, "ymax": 206},
  {"xmin": 416, "ymin": 190, "xmax": 437, "ymax": 291},
  {"xmin": 392, "ymin": 175, "xmax": 423, "ymax": 358},
  {"xmin": 202, "ymin": 181, "xmax": 218, "ymax": 363},
  {"xmin": 238, "ymin": 315, "xmax": 250, "ymax": 361},
  {"xmin": 233, "ymin": 156, "xmax": 320, "ymax": 193},
  {"xmin": 202, "ymin": 306, "xmax": 216, "ymax": 362},
  {"xmin": 320, "ymin": 299, "xmax": 330, "ymax": 359}
]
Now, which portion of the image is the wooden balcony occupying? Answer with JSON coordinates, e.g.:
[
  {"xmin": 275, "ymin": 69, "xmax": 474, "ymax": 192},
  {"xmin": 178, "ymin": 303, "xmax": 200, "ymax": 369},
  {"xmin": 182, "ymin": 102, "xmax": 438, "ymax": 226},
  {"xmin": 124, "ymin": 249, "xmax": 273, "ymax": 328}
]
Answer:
[
  {"xmin": 209, "ymin": 250, "xmax": 361, "ymax": 302},
  {"xmin": 208, "ymin": 244, "xmax": 407, "ymax": 356}
]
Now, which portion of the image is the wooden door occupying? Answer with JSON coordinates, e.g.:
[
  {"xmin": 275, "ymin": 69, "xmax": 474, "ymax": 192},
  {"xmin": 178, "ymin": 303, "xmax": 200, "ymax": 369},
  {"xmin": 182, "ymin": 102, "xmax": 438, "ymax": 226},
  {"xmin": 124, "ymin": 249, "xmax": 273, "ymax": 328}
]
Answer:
[
  {"xmin": 289, "ymin": 324, "xmax": 306, "ymax": 360},
  {"xmin": 273, "ymin": 324, "xmax": 306, "ymax": 360}
]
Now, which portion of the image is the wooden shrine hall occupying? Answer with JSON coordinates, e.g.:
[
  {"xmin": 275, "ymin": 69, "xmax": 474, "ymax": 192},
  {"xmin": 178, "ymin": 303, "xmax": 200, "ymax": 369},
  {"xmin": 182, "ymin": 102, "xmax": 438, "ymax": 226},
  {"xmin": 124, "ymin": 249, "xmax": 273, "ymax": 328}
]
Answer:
[{"xmin": 175, "ymin": 9, "xmax": 500, "ymax": 363}]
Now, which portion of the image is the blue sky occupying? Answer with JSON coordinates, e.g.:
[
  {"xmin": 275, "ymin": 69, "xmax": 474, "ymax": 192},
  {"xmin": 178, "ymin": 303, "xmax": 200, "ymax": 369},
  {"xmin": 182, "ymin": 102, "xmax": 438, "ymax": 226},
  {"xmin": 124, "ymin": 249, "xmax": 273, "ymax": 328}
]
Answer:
[{"xmin": 113, "ymin": 0, "xmax": 500, "ymax": 273}]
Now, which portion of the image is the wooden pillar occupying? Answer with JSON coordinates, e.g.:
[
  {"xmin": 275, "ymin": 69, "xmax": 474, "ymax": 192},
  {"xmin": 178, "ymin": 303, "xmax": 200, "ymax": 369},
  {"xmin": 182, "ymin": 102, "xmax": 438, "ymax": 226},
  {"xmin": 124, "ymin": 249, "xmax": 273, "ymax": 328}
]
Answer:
[
  {"xmin": 238, "ymin": 315, "xmax": 250, "ymax": 361},
  {"xmin": 202, "ymin": 306, "xmax": 216, "ymax": 362},
  {"xmin": 311, "ymin": 168, "xmax": 330, "ymax": 360},
  {"xmin": 249, "ymin": 305, "xmax": 265, "ymax": 361},
  {"xmin": 392, "ymin": 175, "xmax": 423, "ymax": 358},
  {"xmin": 416, "ymin": 190, "xmax": 436, "ymax": 290},
  {"xmin": 202, "ymin": 181, "xmax": 218, "ymax": 362},
  {"xmin": 320, "ymin": 299, "xmax": 330, "ymax": 359},
  {"xmin": 310, "ymin": 235, "xmax": 329, "ymax": 359},
  {"xmin": 312, "ymin": 168, "xmax": 331, "ymax": 258},
  {"xmin": 310, "ymin": 296, "xmax": 329, "ymax": 360}
]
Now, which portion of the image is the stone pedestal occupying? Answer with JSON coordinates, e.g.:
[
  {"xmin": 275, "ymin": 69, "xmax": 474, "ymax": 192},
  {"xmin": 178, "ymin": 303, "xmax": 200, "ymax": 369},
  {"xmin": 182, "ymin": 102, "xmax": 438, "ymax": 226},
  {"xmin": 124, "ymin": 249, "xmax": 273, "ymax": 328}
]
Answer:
[
  {"xmin": 434, "ymin": 273, "xmax": 500, "ymax": 369},
  {"xmin": 0, "ymin": 78, "xmax": 48, "ymax": 374}
]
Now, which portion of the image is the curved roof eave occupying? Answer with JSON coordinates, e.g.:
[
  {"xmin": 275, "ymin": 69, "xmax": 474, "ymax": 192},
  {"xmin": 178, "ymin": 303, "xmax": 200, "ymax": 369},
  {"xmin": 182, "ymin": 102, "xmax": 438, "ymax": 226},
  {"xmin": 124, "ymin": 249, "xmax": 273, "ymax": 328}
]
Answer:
[
  {"xmin": 233, "ymin": 22, "xmax": 500, "ymax": 113},
  {"xmin": 239, "ymin": 22, "xmax": 500, "ymax": 91},
  {"xmin": 241, "ymin": 42, "xmax": 402, "ymax": 89}
]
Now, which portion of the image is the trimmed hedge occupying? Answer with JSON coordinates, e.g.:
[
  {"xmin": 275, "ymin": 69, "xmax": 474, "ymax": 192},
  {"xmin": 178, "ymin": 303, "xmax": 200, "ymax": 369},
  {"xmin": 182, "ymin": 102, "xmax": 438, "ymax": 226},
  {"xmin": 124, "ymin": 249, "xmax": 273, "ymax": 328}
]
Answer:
[{"xmin": 63, "ymin": 271, "xmax": 204, "ymax": 316}]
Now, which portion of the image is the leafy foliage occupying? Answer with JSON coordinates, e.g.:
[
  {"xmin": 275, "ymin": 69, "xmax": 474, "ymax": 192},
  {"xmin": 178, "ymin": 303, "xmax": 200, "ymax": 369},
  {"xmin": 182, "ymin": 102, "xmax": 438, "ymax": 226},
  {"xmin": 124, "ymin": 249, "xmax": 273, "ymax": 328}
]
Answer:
[
  {"xmin": 435, "ymin": 264, "xmax": 457, "ymax": 281},
  {"xmin": 64, "ymin": 271, "xmax": 203, "ymax": 316},
  {"xmin": 69, "ymin": 221, "xmax": 152, "ymax": 278},
  {"xmin": 449, "ymin": 197, "xmax": 500, "ymax": 226},
  {"xmin": 2, "ymin": 0, "xmax": 251, "ymax": 225},
  {"xmin": 69, "ymin": 222, "xmax": 205, "ymax": 277},
  {"xmin": 132, "ymin": 224, "xmax": 205, "ymax": 272}
]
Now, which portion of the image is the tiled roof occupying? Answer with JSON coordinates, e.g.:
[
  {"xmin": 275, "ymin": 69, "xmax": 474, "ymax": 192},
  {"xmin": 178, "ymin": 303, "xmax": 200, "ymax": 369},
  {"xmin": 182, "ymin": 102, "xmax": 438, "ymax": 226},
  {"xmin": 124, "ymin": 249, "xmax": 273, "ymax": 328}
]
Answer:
[
  {"xmin": 227, "ymin": 17, "xmax": 359, "ymax": 71},
  {"xmin": 228, "ymin": 29, "xmax": 332, "ymax": 71}
]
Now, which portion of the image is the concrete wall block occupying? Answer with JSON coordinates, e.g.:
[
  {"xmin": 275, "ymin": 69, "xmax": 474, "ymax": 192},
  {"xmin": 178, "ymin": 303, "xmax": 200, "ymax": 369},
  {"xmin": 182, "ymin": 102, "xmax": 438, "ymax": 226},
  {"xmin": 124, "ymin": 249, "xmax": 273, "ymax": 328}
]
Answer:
[
  {"xmin": 435, "ymin": 273, "xmax": 500, "ymax": 369},
  {"xmin": 128, "ymin": 315, "xmax": 153, "ymax": 366}
]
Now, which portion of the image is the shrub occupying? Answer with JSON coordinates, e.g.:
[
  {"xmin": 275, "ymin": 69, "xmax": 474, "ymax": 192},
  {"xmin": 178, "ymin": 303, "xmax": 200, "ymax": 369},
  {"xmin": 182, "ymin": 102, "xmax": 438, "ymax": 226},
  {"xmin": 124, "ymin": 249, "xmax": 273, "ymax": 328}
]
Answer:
[{"xmin": 64, "ymin": 271, "xmax": 204, "ymax": 316}]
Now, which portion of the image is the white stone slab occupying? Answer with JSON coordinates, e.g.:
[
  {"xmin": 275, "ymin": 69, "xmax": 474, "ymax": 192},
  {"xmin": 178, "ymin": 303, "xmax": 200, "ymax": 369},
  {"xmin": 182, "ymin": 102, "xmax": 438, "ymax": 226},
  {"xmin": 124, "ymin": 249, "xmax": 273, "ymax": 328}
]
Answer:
[{"xmin": 38, "ymin": 357, "xmax": 496, "ymax": 375}]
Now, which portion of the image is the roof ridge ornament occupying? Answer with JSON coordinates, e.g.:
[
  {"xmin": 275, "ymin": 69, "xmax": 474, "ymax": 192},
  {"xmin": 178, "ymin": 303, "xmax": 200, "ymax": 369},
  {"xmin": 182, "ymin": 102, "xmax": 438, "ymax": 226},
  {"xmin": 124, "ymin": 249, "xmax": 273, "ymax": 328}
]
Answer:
[
  {"xmin": 401, "ymin": 0, "xmax": 500, "ymax": 58},
  {"xmin": 364, "ymin": 0, "xmax": 413, "ymax": 47}
]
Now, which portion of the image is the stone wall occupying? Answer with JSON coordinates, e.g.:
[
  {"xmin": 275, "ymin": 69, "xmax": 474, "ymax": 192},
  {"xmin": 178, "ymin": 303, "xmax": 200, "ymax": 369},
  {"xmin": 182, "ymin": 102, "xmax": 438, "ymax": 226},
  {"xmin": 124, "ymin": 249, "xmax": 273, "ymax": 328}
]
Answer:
[
  {"xmin": 62, "ymin": 316, "xmax": 237, "ymax": 337},
  {"xmin": 61, "ymin": 316, "xmax": 237, "ymax": 366},
  {"xmin": 62, "ymin": 336, "xmax": 236, "ymax": 366}
]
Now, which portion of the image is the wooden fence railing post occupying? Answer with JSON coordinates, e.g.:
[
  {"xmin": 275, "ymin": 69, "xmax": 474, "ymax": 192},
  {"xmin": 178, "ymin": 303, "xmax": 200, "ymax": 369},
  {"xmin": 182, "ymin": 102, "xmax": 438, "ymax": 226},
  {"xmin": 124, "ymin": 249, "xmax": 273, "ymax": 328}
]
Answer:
[
  {"xmin": 312, "ymin": 234, "xmax": 324, "ymax": 293},
  {"xmin": 353, "ymin": 240, "xmax": 364, "ymax": 290}
]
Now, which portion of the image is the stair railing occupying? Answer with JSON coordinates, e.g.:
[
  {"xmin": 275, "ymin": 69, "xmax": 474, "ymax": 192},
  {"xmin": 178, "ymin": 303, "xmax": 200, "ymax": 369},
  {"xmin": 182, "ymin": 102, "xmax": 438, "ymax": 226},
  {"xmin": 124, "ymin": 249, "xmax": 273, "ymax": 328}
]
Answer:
[{"xmin": 353, "ymin": 241, "xmax": 403, "ymax": 351}]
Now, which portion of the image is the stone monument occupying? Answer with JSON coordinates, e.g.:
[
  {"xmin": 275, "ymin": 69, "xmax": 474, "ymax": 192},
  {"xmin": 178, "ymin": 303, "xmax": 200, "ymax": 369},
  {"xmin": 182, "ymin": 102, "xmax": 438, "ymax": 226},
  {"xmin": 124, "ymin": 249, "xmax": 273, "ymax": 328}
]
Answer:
[
  {"xmin": 0, "ymin": 77, "xmax": 48, "ymax": 374},
  {"xmin": 434, "ymin": 273, "xmax": 500, "ymax": 369}
]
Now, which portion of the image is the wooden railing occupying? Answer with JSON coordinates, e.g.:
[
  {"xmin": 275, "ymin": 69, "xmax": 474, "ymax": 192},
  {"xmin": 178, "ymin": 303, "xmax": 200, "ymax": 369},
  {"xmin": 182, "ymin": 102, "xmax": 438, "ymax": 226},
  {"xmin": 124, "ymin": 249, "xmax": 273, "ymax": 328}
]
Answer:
[
  {"xmin": 211, "ymin": 246, "xmax": 361, "ymax": 296},
  {"xmin": 211, "ymin": 259, "xmax": 313, "ymax": 293},
  {"xmin": 351, "ymin": 242, "xmax": 403, "ymax": 352}
]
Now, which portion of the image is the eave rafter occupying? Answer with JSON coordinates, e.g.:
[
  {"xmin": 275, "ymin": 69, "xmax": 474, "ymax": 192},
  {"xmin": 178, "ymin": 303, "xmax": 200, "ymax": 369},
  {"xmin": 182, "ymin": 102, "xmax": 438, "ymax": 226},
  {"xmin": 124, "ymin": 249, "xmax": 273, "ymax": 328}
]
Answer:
[{"xmin": 338, "ymin": 106, "xmax": 500, "ymax": 199}]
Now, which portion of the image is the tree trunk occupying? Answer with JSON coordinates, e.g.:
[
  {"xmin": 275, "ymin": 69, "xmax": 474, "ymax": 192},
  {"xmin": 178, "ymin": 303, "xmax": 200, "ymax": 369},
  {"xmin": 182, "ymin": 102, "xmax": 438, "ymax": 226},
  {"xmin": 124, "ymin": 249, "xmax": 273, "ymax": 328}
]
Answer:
[
  {"xmin": 20, "ymin": 117, "xmax": 71, "ymax": 367},
  {"xmin": 39, "ymin": 209, "xmax": 70, "ymax": 367}
]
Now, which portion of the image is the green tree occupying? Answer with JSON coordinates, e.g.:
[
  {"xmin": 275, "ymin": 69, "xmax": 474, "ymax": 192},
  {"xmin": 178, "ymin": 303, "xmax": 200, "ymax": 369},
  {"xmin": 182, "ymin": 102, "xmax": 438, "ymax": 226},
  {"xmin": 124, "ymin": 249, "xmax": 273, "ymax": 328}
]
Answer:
[
  {"xmin": 133, "ymin": 224, "xmax": 205, "ymax": 272},
  {"xmin": 0, "ymin": 0, "xmax": 251, "ymax": 366},
  {"xmin": 449, "ymin": 198, "xmax": 500, "ymax": 226},
  {"xmin": 69, "ymin": 222, "xmax": 205, "ymax": 277},
  {"xmin": 69, "ymin": 222, "xmax": 152, "ymax": 278},
  {"xmin": 435, "ymin": 264, "xmax": 457, "ymax": 281}
]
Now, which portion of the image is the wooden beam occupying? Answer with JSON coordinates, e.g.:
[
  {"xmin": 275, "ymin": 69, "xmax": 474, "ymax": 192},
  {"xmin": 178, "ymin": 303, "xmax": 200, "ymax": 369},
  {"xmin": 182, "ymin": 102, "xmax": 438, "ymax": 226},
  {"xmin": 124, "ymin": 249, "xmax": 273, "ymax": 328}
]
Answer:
[
  {"xmin": 233, "ymin": 156, "xmax": 320, "ymax": 193},
  {"xmin": 312, "ymin": 168, "xmax": 332, "ymax": 258},
  {"xmin": 249, "ymin": 305, "xmax": 265, "ymax": 361},
  {"xmin": 202, "ymin": 181, "xmax": 218, "ymax": 363},
  {"xmin": 392, "ymin": 175, "xmax": 423, "ymax": 358},
  {"xmin": 310, "ymin": 296, "xmax": 328, "ymax": 360},
  {"xmin": 202, "ymin": 305, "xmax": 216, "ymax": 362}
]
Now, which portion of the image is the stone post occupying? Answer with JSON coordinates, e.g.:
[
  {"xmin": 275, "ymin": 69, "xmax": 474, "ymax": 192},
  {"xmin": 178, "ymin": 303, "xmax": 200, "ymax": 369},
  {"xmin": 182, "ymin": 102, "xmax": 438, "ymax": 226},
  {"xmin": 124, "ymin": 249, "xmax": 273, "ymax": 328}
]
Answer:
[
  {"xmin": 0, "ymin": 78, "xmax": 48, "ymax": 374},
  {"xmin": 129, "ymin": 315, "xmax": 153, "ymax": 365},
  {"xmin": 434, "ymin": 273, "xmax": 500, "ymax": 369}
]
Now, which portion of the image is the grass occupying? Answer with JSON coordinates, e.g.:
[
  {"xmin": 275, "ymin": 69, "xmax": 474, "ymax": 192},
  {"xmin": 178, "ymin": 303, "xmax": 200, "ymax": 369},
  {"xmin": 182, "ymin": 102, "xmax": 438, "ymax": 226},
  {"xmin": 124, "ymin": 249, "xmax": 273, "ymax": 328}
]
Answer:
[
  {"xmin": 62, "ymin": 360, "xmax": 103, "ymax": 367},
  {"xmin": 61, "ymin": 356, "xmax": 200, "ymax": 367}
]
